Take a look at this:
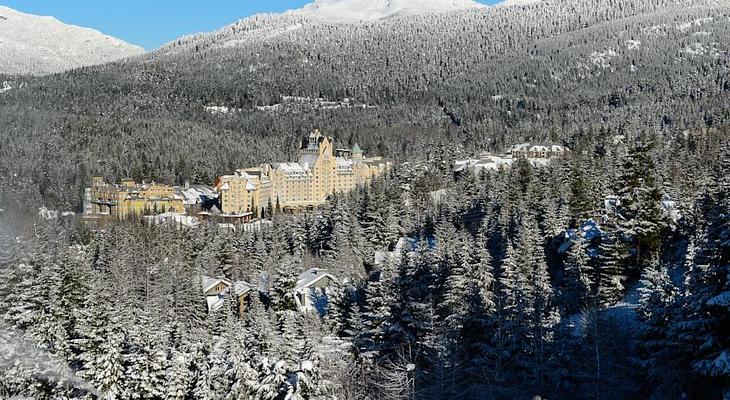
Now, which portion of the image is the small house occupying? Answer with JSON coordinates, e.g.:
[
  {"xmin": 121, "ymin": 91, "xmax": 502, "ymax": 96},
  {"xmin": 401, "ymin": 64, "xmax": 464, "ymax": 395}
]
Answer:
[
  {"xmin": 294, "ymin": 268, "xmax": 337, "ymax": 314},
  {"xmin": 202, "ymin": 275, "xmax": 253, "ymax": 317}
]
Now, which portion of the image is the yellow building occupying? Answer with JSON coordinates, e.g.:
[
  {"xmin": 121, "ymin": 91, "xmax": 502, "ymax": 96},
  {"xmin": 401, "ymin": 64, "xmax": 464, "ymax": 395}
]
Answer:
[
  {"xmin": 218, "ymin": 130, "xmax": 392, "ymax": 214},
  {"xmin": 87, "ymin": 177, "xmax": 184, "ymax": 219},
  {"xmin": 216, "ymin": 168, "xmax": 273, "ymax": 216}
]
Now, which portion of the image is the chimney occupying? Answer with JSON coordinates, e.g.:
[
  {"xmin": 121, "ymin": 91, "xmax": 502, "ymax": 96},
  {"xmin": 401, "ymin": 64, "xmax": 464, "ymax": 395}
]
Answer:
[{"xmin": 184, "ymin": 180, "xmax": 190, "ymax": 190}]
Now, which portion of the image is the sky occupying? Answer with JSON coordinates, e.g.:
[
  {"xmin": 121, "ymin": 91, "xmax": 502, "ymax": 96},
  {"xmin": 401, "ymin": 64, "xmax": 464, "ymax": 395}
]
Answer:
[{"xmin": 1, "ymin": 0, "xmax": 496, "ymax": 50}]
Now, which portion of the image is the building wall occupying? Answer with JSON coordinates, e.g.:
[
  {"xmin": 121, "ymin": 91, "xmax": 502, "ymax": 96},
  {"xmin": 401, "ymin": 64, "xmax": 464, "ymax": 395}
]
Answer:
[
  {"xmin": 220, "ymin": 131, "xmax": 391, "ymax": 213},
  {"xmin": 218, "ymin": 175, "xmax": 254, "ymax": 214},
  {"xmin": 88, "ymin": 178, "xmax": 184, "ymax": 219}
]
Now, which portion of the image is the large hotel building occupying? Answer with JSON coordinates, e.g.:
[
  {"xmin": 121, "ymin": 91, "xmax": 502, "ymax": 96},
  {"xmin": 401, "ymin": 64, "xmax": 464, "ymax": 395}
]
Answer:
[{"xmin": 217, "ymin": 130, "xmax": 391, "ymax": 214}]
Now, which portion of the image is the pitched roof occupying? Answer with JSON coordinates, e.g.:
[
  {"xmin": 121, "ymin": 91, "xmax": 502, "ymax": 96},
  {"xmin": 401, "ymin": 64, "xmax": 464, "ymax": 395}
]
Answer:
[
  {"xmin": 201, "ymin": 275, "xmax": 231, "ymax": 294},
  {"xmin": 351, "ymin": 143, "xmax": 363, "ymax": 154},
  {"xmin": 296, "ymin": 268, "xmax": 337, "ymax": 290}
]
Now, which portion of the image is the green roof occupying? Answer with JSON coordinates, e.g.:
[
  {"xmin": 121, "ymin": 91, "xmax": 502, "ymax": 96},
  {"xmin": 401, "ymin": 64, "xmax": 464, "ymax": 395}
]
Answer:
[{"xmin": 351, "ymin": 143, "xmax": 363, "ymax": 154}]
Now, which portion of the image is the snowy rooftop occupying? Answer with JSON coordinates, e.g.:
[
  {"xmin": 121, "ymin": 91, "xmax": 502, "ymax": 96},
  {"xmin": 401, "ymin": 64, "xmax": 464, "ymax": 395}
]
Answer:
[
  {"xmin": 299, "ymin": 153, "xmax": 319, "ymax": 169},
  {"xmin": 336, "ymin": 157, "xmax": 355, "ymax": 168},
  {"xmin": 202, "ymin": 276, "xmax": 232, "ymax": 294},
  {"xmin": 296, "ymin": 268, "xmax": 336, "ymax": 290},
  {"xmin": 275, "ymin": 162, "xmax": 310, "ymax": 174},
  {"xmin": 174, "ymin": 185, "xmax": 216, "ymax": 206},
  {"xmin": 144, "ymin": 212, "xmax": 200, "ymax": 228}
]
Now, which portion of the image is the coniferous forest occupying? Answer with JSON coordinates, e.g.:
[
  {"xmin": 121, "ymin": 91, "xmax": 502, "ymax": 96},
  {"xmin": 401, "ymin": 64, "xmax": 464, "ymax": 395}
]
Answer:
[{"xmin": 0, "ymin": 0, "xmax": 729, "ymax": 399}]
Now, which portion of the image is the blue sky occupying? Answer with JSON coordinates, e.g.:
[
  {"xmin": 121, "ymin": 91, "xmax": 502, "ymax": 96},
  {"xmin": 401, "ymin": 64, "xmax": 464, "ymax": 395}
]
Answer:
[{"xmin": 1, "ymin": 0, "xmax": 496, "ymax": 50}]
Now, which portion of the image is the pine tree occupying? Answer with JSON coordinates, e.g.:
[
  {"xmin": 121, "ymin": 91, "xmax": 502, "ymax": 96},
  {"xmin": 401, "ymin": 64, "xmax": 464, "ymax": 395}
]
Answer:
[
  {"xmin": 270, "ymin": 257, "xmax": 299, "ymax": 313},
  {"xmin": 462, "ymin": 227, "xmax": 496, "ymax": 385},
  {"xmin": 226, "ymin": 318, "xmax": 257, "ymax": 400},
  {"xmin": 568, "ymin": 154, "xmax": 595, "ymax": 225},
  {"xmin": 164, "ymin": 349, "xmax": 193, "ymax": 400},
  {"xmin": 635, "ymin": 257, "xmax": 680, "ymax": 397},
  {"xmin": 74, "ymin": 275, "xmax": 125, "ymax": 398},
  {"xmin": 668, "ymin": 150, "xmax": 729, "ymax": 395},
  {"xmin": 562, "ymin": 240, "xmax": 594, "ymax": 313},
  {"xmin": 595, "ymin": 226, "xmax": 626, "ymax": 307},
  {"xmin": 616, "ymin": 137, "xmax": 666, "ymax": 274},
  {"xmin": 361, "ymin": 266, "xmax": 394, "ymax": 357},
  {"xmin": 122, "ymin": 309, "xmax": 169, "ymax": 399}
]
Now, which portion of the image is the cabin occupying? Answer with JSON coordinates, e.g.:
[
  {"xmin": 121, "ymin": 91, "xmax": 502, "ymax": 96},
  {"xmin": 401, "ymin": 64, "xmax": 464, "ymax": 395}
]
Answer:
[
  {"xmin": 294, "ymin": 268, "xmax": 338, "ymax": 314},
  {"xmin": 202, "ymin": 276, "xmax": 253, "ymax": 317}
]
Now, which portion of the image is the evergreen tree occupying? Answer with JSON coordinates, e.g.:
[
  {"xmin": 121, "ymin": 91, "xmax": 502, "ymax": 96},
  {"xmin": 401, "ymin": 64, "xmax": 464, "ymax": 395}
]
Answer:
[
  {"xmin": 595, "ymin": 226, "xmax": 626, "ymax": 307},
  {"xmin": 635, "ymin": 258, "xmax": 680, "ymax": 398},
  {"xmin": 165, "ymin": 350, "xmax": 193, "ymax": 400},
  {"xmin": 562, "ymin": 240, "xmax": 594, "ymax": 313},
  {"xmin": 616, "ymin": 137, "xmax": 666, "ymax": 274},
  {"xmin": 74, "ymin": 275, "xmax": 125, "ymax": 398}
]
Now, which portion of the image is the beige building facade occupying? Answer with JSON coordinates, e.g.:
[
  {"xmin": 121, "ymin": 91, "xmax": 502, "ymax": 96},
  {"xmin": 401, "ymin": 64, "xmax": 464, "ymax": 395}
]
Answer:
[
  {"xmin": 86, "ymin": 177, "xmax": 185, "ymax": 219},
  {"xmin": 217, "ymin": 130, "xmax": 391, "ymax": 214}
]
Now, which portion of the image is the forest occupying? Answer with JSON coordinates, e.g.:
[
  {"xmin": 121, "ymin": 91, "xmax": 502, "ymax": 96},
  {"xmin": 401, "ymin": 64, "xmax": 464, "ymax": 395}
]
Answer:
[
  {"xmin": 0, "ymin": 0, "xmax": 729, "ymax": 398},
  {"xmin": 1, "ymin": 128, "xmax": 728, "ymax": 399}
]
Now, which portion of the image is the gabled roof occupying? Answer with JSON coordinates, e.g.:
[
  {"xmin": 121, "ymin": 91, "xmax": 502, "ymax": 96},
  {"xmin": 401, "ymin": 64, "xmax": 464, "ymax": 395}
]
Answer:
[
  {"xmin": 201, "ymin": 275, "xmax": 232, "ymax": 294},
  {"xmin": 232, "ymin": 280, "xmax": 254, "ymax": 296},
  {"xmin": 351, "ymin": 143, "xmax": 363, "ymax": 154},
  {"xmin": 296, "ymin": 268, "xmax": 337, "ymax": 290}
]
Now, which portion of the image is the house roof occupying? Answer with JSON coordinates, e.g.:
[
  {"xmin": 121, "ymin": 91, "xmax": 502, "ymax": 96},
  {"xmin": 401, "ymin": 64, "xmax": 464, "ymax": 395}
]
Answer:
[
  {"xmin": 201, "ymin": 276, "xmax": 232, "ymax": 294},
  {"xmin": 207, "ymin": 296, "xmax": 226, "ymax": 312},
  {"xmin": 351, "ymin": 143, "xmax": 363, "ymax": 154},
  {"xmin": 296, "ymin": 268, "xmax": 337, "ymax": 290},
  {"xmin": 232, "ymin": 280, "xmax": 253, "ymax": 296},
  {"xmin": 174, "ymin": 185, "xmax": 216, "ymax": 206}
]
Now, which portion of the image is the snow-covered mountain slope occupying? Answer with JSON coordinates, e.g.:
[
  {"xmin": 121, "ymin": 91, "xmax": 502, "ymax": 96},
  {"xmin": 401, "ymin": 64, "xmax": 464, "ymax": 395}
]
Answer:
[
  {"xmin": 0, "ymin": 6, "xmax": 144, "ymax": 76},
  {"xmin": 497, "ymin": 0, "xmax": 543, "ymax": 7},
  {"xmin": 292, "ymin": 0, "xmax": 485, "ymax": 22}
]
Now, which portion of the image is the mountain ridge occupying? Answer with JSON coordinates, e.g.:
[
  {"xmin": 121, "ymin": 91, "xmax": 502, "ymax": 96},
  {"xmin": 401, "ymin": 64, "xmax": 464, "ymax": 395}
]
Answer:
[
  {"xmin": 0, "ymin": 5, "xmax": 144, "ymax": 76},
  {"xmin": 291, "ymin": 0, "xmax": 486, "ymax": 22}
]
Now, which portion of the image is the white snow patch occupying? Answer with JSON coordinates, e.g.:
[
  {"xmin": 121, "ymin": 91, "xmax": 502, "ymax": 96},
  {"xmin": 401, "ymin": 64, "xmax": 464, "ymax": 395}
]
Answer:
[
  {"xmin": 497, "ymin": 0, "xmax": 542, "ymax": 7},
  {"xmin": 300, "ymin": 360, "xmax": 314, "ymax": 371},
  {"xmin": 220, "ymin": 22, "xmax": 304, "ymax": 46},
  {"xmin": 256, "ymin": 96, "xmax": 375, "ymax": 113},
  {"xmin": 292, "ymin": 0, "xmax": 485, "ymax": 23},
  {"xmin": 204, "ymin": 105, "xmax": 243, "ymax": 115},
  {"xmin": 588, "ymin": 49, "xmax": 617, "ymax": 70},
  {"xmin": 0, "ymin": 81, "xmax": 11, "ymax": 94},
  {"xmin": 680, "ymin": 42, "xmax": 720, "ymax": 57},
  {"xmin": 38, "ymin": 207, "xmax": 58, "ymax": 220},
  {"xmin": 676, "ymin": 17, "xmax": 714, "ymax": 33},
  {"xmin": 625, "ymin": 39, "xmax": 641, "ymax": 50},
  {"xmin": 643, "ymin": 24, "xmax": 669, "ymax": 37}
]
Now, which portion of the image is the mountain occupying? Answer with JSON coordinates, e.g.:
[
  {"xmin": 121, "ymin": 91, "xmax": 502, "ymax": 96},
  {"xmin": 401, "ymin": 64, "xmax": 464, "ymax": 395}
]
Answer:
[
  {"xmin": 292, "ymin": 0, "xmax": 485, "ymax": 22},
  {"xmin": 0, "ymin": 0, "xmax": 728, "ymax": 209},
  {"xmin": 497, "ymin": 0, "xmax": 542, "ymax": 7},
  {"xmin": 0, "ymin": 6, "xmax": 144, "ymax": 76}
]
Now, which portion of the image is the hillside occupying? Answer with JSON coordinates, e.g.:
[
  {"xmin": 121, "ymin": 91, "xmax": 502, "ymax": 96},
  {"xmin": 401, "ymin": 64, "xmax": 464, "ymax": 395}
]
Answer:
[
  {"xmin": 292, "ymin": 0, "xmax": 485, "ymax": 22},
  {"xmin": 0, "ymin": 0, "xmax": 728, "ymax": 209},
  {"xmin": 0, "ymin": 6, "xmax": 144, "ymax": 76}
]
